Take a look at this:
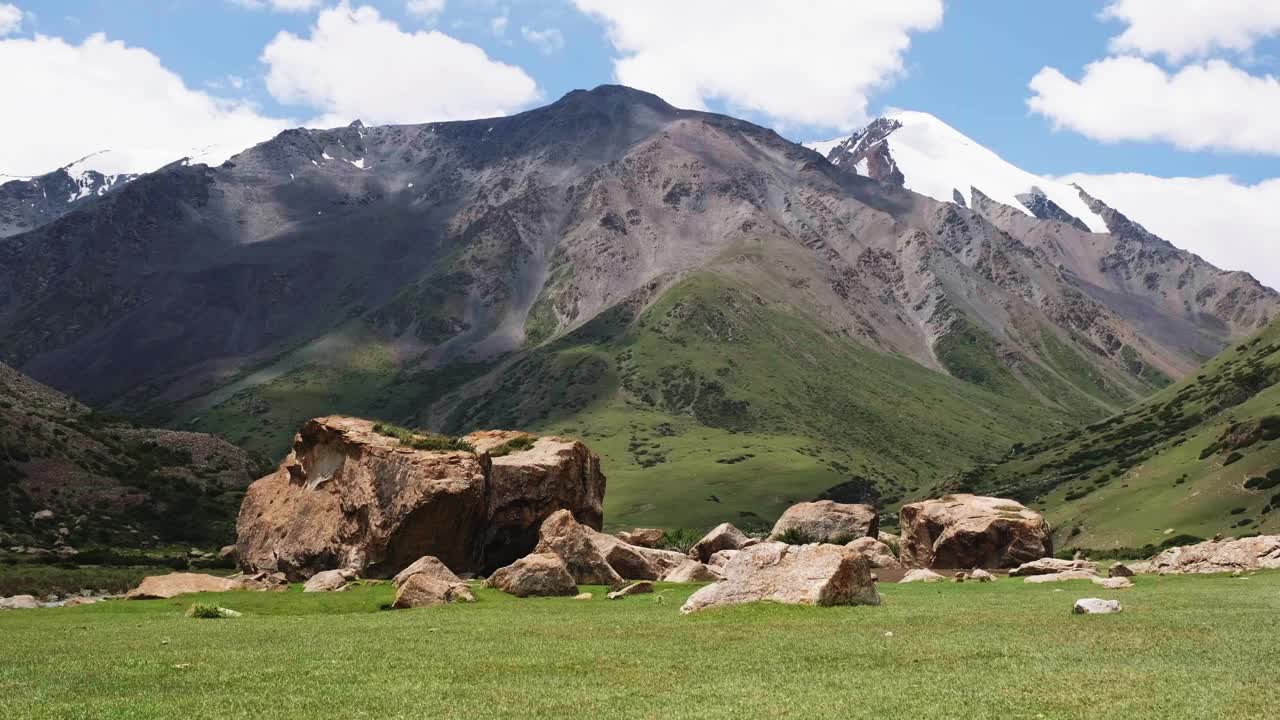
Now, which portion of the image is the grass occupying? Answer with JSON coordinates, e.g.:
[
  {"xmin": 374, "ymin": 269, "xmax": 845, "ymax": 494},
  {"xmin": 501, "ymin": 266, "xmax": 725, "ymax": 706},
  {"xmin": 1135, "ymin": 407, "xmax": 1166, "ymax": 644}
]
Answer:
[
  {"xmin": 370, "ymin": 422, "xmax": 474, "ymax": 453},
  {"xmin": 0, "ymin": 562, "xmax": 204, "ymax": 597},
  {"xmin": 3, "ymin": 572, "xmax": 1279, "ymax": 718}
]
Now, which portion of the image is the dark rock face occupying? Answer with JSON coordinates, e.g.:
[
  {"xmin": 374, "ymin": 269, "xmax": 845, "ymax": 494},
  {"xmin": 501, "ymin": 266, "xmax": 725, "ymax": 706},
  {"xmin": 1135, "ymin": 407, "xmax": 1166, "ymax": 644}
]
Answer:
[
  {"xmin": 824, "ymin": 117, "xmax": 905, "ymax": 186},
  {"xmin": 1015, "ymin": 187, "xmax": 1090, "ymax": 232},
  {"xmin": 1, "ymin": 161, "xmax": 135, "ymax": 238}
]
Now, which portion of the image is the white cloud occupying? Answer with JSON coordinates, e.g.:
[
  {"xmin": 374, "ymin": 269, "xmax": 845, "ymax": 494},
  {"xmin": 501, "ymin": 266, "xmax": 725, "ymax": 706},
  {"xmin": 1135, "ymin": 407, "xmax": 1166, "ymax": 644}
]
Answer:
[
  {"xmin": 572, "ymin": 0, "xmax": 942, "ymax": 130},
  {"xmin": 261, "ymin": 4, "xmax": 539, "ymax": 127},
  {"xmin": 1059, "ymin": 172, "xmax": 1280, "ymax": 290},
  {"xmin": 521, "ymin": 26, "xmax": 563, "ymax": 55},
  {"xmin": 230, "ymin": 0, "xmax": 322, "ymax": 12},
  {"xmin": 406, "ymin": 0, "xmax": 445, "ymax": 20},
  {"xmin": 1102, "ymin": 0, "xmax": 1280, "ymax": 62},
  {"xmin": 490, "ymin": 7, "xmax": 508, "ymax": 37},
  {"xmin": 0, "ymin": 32, "xmax": 289, "ymax": 176},
  {"xmin": 1028, "ymin": 57, "xmax": 1280, "ymax": 155},
  {"xmin": 0, "ymin": 3, "xmax": 23, "ymax": 36}
]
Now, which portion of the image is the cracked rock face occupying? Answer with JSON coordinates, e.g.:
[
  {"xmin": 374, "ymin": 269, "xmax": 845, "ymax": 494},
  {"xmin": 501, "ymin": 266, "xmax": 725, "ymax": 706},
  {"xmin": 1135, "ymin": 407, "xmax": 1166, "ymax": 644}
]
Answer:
[{"xmin": 235, "ymin": 416, "xmax": 605, "ymax": 580}]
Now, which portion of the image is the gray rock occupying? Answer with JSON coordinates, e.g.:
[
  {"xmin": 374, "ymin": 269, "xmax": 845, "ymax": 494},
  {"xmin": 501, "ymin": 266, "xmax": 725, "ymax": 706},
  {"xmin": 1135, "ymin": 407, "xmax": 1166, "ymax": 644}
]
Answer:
[{"xmin": 1073, "ymin": 598, "xmax": 1122, "ymax": 615}]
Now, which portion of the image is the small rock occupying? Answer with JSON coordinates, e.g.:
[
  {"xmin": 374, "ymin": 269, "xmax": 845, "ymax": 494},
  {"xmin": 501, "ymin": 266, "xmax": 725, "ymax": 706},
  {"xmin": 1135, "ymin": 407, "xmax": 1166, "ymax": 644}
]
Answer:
[
  {"xmin": 573, "ymin": 592, "xmax": 593, "ymax": 601},
  {"xmin": 899, "ymin": 569, "xmax": 946, "ymax": 583},
  {"xmin": 969, "ymin": 569, "xmax": 996, "ymax": 582},
  {"xmin": 1073, "ymin": 598, "xmax": 1122, "ymax": 615},
  {"xmin": 606, "ymin": 581, "xmax": 654, "ymax": 599},
  {"xmin": 1093, "ymin": 577, "xmax": 1133, "ymax": 590},
  {"xmin": 1023, "ymin": 570, "xmax": 1102, "ymax": 584},
  {"xmin": 1108, "ymin": 562, "xmax": 1134, "ymax": 578},
  {"xmin": 952, "ymin": 572, "xmax": 968, "ymax": 583}
]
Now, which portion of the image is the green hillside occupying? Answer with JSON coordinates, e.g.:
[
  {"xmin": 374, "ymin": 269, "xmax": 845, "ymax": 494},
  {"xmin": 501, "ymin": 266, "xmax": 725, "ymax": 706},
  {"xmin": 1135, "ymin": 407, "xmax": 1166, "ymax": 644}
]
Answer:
[{"xmin": 945, "ymin": 317, "xmax": 1280, "ymax": 550}]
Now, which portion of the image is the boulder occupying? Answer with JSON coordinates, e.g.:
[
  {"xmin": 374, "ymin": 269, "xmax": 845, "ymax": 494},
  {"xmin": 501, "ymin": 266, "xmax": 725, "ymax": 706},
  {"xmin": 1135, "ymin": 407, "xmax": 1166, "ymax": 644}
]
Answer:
[
  {"xmin": 952, "ymin": 572, "xmax": 968, "ymax": 583},
  {"xmin": 589, "ymin": 530, "xmax": 660, "ymax": 580},
  {"xmin": 484, "ymin": 553, "xmax": 579, "ymax": 597},
  {"xmin": 607, "ymin": 581, "xmax": 654, "ymax": 599},
  {"xmin": 1108, "ymin": 562, "xmax": 1135, "ymax": 578},
  {"xmin": 661, "ymin": 560, "xmax": 720, "ymax": 583},
  {"xmin": 303, "ymin": 569, "xmax": 356, "ymax": 593},
  {"xmin": 534, "ymin": 510, "xmax": 623, "ymax": 587},
  {"xmin": 236, "ymin": 571, "xmax": 289, "ymax": 592},
  {"xmin": 877, "ymin": 531, "xmax": 901, "ymax": 555},
  {"xmin": 708, "ymin": 549, "xmax": 739, "ymax": 568},
  {"xmin": 218, "ymin": 545, "xmax": 238, "ymax": 562},
  {"xmin": 681, "ymin": 542, "xmax": 879, "ymax": 614},
  {"xmin": 471, "ymin": 432, "xmax": 606, "ymax": 572},
  {"xmin": 1010, "ymin": 558, "xmax": 1098, "ymax": 577},
  {"xmin": 392, "ymin": 574, "xmax": 476, "ymax": 609},
  {"xmin": 573, "ymin": 592, "xmax": 593, "ymax": 600},
  {"xmin": 618, "ymin": 528, "xmax": 665, "ymax": 548},
  {"xmin": 689, "ymin": 523, "xmax": 750, "ymax": 563},
  {"xmin": 768, "ymin": 501, "xmax": 878, "ymax": 543},
  {"xmin": 236, "ymin": 417, "xmax": 607, "ymax": 581},
  {"xmin": 62, "ymin": 597, "xmax": 100, "ymax": 607},
  {"xmin": 1023, "ymin": 570, "xmax": 1102, "ymax": 584},
  {"xmin": 969, "ymin": 568, "xmax": 996, "ymax": 582},
  {"xmin": 1093, "ymin": 577, "xmax": 1133, "ymax": 589},
  {"xmin": 393, "ymin": 555, "xmax": 463, "ymax": 589},
  {"xmin": 0, "ymin": 594, "xmax": 40, "ymax": 610},
  {"xmin": 899, "ymin": 569, "xmax": 946, "ymax": 583},
  {"xmin": 126, "ymin": 573, "xmax": 244, "ymax": 600},
  {"xmin": 1141, "ymin": 535, "xmax": 1280, "ymax": 574},
  {"xmin": 899, "ymin": 495, "xmax": 1052, "ymax": 569},
  {"xmin": 846, "ymin": 537, "xmax": 903, "ymax": 569},
  {"xmin": 1073, "ymin": 598, "xmax": 1122, "ymax": 615}
]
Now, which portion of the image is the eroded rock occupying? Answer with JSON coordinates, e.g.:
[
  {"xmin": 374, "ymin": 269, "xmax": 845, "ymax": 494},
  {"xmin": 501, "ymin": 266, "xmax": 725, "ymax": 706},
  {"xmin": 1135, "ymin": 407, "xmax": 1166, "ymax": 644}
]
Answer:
[
  {"xmin": 1141, "ymin": 535, "xmax": 1280, "ymax": 574},
  {"xmin": 534, "ymin": 510, "xmax": 623, "ymax": 587},
  {"xmin": 618, "ymin": 528, "xmax": 665, "ymax": 548},
  {"xmin": 680, "ymin": 542, "xmax": 880, "ymax": 614},
  {"xmin": 769, "ymin": 501, "xmax": 878, "ymax": 543},
  {"xmin": 899, "ymin": 495, "xmax": 1051, "ymax": 569},
  {"xmin": 689, "ymin": 523, "xmax": 750, "ymax": 563},
  {"xmin": 484, "ymin": 553, "xmax": 578, "ymax": 597}
]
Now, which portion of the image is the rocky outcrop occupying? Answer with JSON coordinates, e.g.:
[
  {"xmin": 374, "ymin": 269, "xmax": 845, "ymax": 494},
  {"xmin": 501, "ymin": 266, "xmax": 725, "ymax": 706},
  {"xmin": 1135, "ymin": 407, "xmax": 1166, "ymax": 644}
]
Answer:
[
  {"xmin": 899, "ymin": 495, "xmax": 1051, "ymax": 569},
  {"xmin": 533, "ymin": 510, "xmax": 623, "ymax": 587},
  {"xmin": 236, "ymin": 417, "xmax": 606, "ymax": 580},
  {"xmin": 1010, "ymin": 558, "xmax": 1098, "ymax": 577},
  {"xmin": 303, "ymin": 569, "xmax": 356, "ymax": 593},
  {"xmin": 484, "ymin": 553, "xmax": 579, "ymax": 597},
  {"xmin": 1139, "ymin": 535, "xmax": 1280, "ymax": 574},
  {"xmin": 689, "ymin": 523, "xmax": 750, "ymax": 563},
  {"xmin": 768, "ymin": 501, "xmax": 878, "ymax": 543},
  {"xmin": 681, "ymin": 542, "xmax": 880, "ymax": 614},
  {"xmin": 126, "ymin": 573, "xmax": 245, "ymax": 600},
  {"xmin": 846, "ymin": 537, "xmax": 902, "ymax": 569}
]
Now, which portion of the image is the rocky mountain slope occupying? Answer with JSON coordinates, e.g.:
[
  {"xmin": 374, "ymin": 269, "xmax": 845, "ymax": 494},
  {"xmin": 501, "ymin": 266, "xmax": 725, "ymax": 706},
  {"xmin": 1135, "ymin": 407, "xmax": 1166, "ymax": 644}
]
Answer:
[
  {"xmin": 946, "ymin": 317, "xmax": 1280, "ymax": 550},
  {"xmin": 1, "ymin": 86, "xmax": 1275, "ymax": 531},
  {"xmin": 0, "ymin": 362, "xmax": 265, "ymax": 552},
  {"xmin": 0, "ymin": 151, "xmax": 136, "ymax": 238}
]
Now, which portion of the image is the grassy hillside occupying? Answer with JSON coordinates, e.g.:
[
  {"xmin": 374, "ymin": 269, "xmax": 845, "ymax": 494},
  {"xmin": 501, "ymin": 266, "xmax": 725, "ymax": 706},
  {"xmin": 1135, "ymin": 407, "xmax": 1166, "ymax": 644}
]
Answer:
[
  {"xmin": 5, "ymin": 574, "xmax": 1280, "ymax": 719},
  {"xmin": 948, "ymin": 318, "xmax": 1280, "ymax": 550},
  {"xmin": 185, "ymin": 272, "xmax": 1094, "ymax": 531}
]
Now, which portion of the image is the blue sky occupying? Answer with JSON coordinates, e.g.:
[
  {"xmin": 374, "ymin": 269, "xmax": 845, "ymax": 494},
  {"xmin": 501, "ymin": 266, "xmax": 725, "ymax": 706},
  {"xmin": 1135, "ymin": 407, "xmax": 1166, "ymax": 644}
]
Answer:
[{"xmin": 2, "ymin": 1, "xmax": 1278, "ymax": 282}]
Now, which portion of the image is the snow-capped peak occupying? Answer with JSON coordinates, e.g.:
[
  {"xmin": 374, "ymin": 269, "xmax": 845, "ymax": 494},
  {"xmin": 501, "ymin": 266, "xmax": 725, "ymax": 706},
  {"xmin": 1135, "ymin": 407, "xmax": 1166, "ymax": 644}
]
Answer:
[{"xmin": 808, "ymin": 111, "xmax": 1107, "ymax": 233}]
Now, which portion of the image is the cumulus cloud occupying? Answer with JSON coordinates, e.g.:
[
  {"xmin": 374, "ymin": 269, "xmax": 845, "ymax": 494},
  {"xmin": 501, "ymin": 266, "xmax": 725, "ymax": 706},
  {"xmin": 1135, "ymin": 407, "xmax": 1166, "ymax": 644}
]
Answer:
[
  {"xmin": 1102, "ymin": 0, "xmax": 1280, "ymax": 62},
  {"xmin": 572, "ymin": 0, "xmax": 943, "ymax": 130},
  {"xmin": 0, "ymin": 3, "xmax": 23, "ymax": 36},
  {"xmin": 0, "ymin": 32, "xmax": 288, "ymax": 176},
  {"xmin": 229, "ymin": 0, "xmax": 322, "ymax": 12},
  {"xmin": 521, "ymin": 26, "xmax": 563, "ymax": 55},
  {"xmin": 1028, "ymin": 57, "xmax": 1280, "ymax": 155},
  {"xmin": 261, "ymin": 3, "xmax": 539, "ymax": 126},
  {"xmin": 1060, "ymin": 172, "xmax": 1280, "ymax": 290}
]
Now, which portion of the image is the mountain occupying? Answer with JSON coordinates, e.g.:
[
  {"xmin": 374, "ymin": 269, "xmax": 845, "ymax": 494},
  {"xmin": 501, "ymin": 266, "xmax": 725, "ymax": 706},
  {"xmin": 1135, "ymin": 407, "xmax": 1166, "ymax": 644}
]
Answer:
[
  {"xmin": 0, "ymin": 362, "xmax": 266, "ymax": 552},
  {"xmin": 0, "ymin": 151, "xmax": 137, "ymax": 238},
  {"xmin": 949, "ymin": 316, "xmax": 1280, "ymax": 550},
  {"xmin": 0, "ymin": 86, "xmax": 1275, "ymax": 532}
]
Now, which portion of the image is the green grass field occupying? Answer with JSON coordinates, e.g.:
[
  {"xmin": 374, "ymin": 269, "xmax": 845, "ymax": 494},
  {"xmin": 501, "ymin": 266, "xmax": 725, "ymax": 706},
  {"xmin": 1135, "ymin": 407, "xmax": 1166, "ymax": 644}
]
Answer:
[{"xmin": 3, "ymin": 572, "xmax": 1278, "ymax": 719}]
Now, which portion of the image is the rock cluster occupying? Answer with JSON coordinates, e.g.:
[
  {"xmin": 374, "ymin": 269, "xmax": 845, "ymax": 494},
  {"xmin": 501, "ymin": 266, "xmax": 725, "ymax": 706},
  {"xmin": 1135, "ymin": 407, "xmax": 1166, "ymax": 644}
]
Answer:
[
  {"xmin": 899, "ymin": 494, "xmax": 1052, "ymax": 569},
  {"xmin": 1137, "ymin": 535, "xmax": 1280, "ymax": 574}
]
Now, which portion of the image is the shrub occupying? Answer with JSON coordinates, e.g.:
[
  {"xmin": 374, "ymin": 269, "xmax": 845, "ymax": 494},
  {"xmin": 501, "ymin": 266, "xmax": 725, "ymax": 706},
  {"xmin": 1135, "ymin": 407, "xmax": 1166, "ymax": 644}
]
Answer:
[
  {"xmin": 488, "ymin": 436, "xmax": 536, "ymax": 458},
  {"xmin": 1223, "ymin": 452, "xmax": 1244, "ymax": 466},
  {"xmin": 660, "ymin": 528, "xmax": 703, "ymax": 554},
  {"xmin": 1229, "ymin": 507, "xmax": 1247, "ymax": 515},
  {"xmin": 185, "ymin": 604, "xmax": 240, "ymax": 619},
  {"xmin": 776, "ymin": 528, "xmax": 819, "ymax": 545},
  {"xmin": 371, "ymin": 423, "xmax": 474, "ymax": 453}
]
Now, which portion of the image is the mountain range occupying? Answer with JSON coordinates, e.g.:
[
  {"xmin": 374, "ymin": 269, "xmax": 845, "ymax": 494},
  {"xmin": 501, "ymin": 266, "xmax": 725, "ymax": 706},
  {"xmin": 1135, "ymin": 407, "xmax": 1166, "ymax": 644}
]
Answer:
[{"xmin": 1, "ymin": 85, "xmax": 1275, "ymax": 542}]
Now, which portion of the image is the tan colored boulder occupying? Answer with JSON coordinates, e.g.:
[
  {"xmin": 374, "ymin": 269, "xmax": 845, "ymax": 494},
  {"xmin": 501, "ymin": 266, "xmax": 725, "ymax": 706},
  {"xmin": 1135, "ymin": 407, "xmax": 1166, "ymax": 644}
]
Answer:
[
  {"xmin": 589, "ymin": 530, "xmax": 659, "ymax": 580},
  {"xmin": 476, "ymin": 433, "xmax": 606, "ymax": 572},
  {"xmin": 708, "ymin": 549, "xmax": 739, "ymax": 568},
  {"xmin": 534, "ymin": 510, "xmax": 623, "ymax": 587},
  {"xmin": 126, "ymin": 573, "xmax": 243, "ymax": 600},
  {"xmin": 607, "ymin": 581, "xmax": 654, "ymax": 599},
  {"xmin": 618, "ymin": 528, "xmax": 665, "ymax": 548},
  {"xmin": 1023, "ymin": 570, "xmax": 1102, "ymax": 584},
  {"xmin": 393, "ymin": 555, "xmax": 463, "ymax": 589},
  {"xmin": 899, "ymin": 569, "xmax": 946, "ymax": 583},
  {"xmin": 1093, "ymin": 577, "xmax": 1133, "ymax": 589},
  {"xmin": 62, "ymin": 597, "xmax": 100, "ymax": 607},
  {"xmin": 969, "ymin": 568, "xmax": 996, "ymax": 582},
  {"xmin": 899, "ymin": 495, "xmax": 1051, "ymax": 569},
  {"xmin": 661, "ymin": 560, "xmax": 720, "ymax": 583},
  {"xmin": 393, "ymin": 574, "xmax": 476, "ymax": 609},
  {"xmin": 846, "ymin": 537, "xmax": 903, "ymax": 569},
  {"xmin": 1, "ymin": 594, "xmax": 40, "ymax": 610},
  {"xmin": 573, "ymin": 592, "xmax": 593, "ymax": 600},
  {"xmin": 484, "ymin": 553, "xmax": 579, "ymax": 597},
  {"xmin": 1108, "ymin": 562, "xmax": 1135, "ymax": 578},
  {"xmin": 681, "ymin": 542, "xmax": 879, "ymax": 614},
  {"xmin": 689, "ymin": 523, "xmax": 750, "ymax": 563},
  {"xmin": 769, "ymin": 500, "xmax": 878, "ymax": 543},
  {"xmin": 303, "ymin": 569, "xmax": 356, "ymax": 593},
  {"xmin": 237, "ymin": 417, "xmax": 489, "ymax": 580},
  {"xmin": 1010, "ymin": 558, "xmax": 1098, "ymax": 576},
  {"xmin": 1142, "ymin": 535, "xmax": 1280, "ymax": 574},
  {"xmin": 1074, "ymin": 598, "xmax": 1122, "ymax": 614}
]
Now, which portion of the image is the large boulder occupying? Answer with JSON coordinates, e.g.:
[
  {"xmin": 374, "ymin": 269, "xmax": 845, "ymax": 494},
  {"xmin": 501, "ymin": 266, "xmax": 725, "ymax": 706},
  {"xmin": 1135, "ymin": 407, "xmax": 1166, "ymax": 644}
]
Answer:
[
  {"xmin": 534, "ymin": 510, "xmax": 623, "ymax": 587},
  {"xmin": 393, "ymin": 574, "xmax": 476, "ymax": 608},
  {"xmin": 680, "ymin": 542, "xmax": 880, "ymax": 614},
  {"xmin": 484, "ymin": 553, "xmax": 579, "ymax": 597},
  {"xmin": 846, "ymin": 537, "xmax": 902, "ymax": 569},
  {"xmin": 1140, "ymin": 535, "xmax": 1280, "ymax": 574},
  {"xmin": 899, "ymin": 495, "xmax": 1051, "ymax": 569},
  {"xmin": 393, "ymin": 555, "xmax": 463, "ymax": 588},
  {"xmin": 126, "ymin": 573, "xmax": 244, "ymax": 600},
  {"xmin": 236, "ymin": 417, "xmax": 606, "ymax": 580},
  {"xmin": 1, "ymin": 595, "xmax": 40, "ymax": 610},
  {"xmin": 768, "ymin": 501, "xmax": 878, "ymax": 543},
  {"xmin": 689, "ymin": 523, "xmax": 750, "ymax": 563},
  {"xmin": 1010, "ymin": 558, "xmax": 1098, "ymax": 577},
  {"xmin": 470, "ymin": 431, "xmax": 606, "ymax": 573},
  {"xmin": 303, "ymin": 569, "xmax": 356, "ymax": 593},
  {"xmin": 588, "ymin": 531, "xmax": 660, "ymax": 580}
]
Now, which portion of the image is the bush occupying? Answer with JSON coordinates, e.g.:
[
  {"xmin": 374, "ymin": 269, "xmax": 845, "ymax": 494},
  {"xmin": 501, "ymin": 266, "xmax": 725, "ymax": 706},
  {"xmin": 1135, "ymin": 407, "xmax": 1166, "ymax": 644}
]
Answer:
[
  {"xmin": 660, "ymin": 528, "xmax": 703, "ymax": 554},
  {"xmin": 371, "ymin": 423, "xmax": 474, "ymax": 453},
  {"xmin": 776, "ymin": 528, "xmax": 820, "ymax": 545},
  {"xmin": 1223, "ymin": 451, "xmax": 1244, "ymax": 466},
  {"xmin": 488, "ymin": 436, "xmax": 536, "ymax": 458},
  {"xmin": 186, "ymin": 604, "xmax": 240, "ymax": 619}
]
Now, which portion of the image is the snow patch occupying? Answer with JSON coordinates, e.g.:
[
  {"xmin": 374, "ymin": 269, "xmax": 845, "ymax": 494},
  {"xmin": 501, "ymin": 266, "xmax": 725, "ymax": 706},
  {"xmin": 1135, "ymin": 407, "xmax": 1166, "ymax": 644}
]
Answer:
[{"xmin": 349, "ymin": 158, "xmax": 366, "ymax": 169}]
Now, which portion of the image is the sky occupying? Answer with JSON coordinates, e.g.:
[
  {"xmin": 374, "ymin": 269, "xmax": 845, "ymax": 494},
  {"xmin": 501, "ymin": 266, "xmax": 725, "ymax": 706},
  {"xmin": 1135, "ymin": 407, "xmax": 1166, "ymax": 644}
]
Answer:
[{"xmin": 1, "ymin": 0, "xmax": 1277, "ymax": 285}]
